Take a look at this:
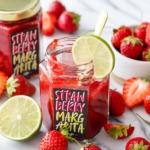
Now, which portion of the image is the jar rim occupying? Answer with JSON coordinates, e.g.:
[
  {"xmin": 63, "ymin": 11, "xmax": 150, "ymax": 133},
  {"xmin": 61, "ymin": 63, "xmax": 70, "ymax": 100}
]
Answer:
[
  {"xmin": 45, "ymin": 37, "xmax": 93, "ymax": 67},
  {"xmin": 0, "ymin": 0, "xmax": 40, "ymax": 21},
  {"xmin": 45, "ymin": 37, "xmax": 94, "ymax": 77}
]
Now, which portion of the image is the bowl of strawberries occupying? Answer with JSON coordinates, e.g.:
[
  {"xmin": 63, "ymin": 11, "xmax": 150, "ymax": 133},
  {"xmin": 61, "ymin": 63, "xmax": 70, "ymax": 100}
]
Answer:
[{"xmin": 111, "ymin": 22, "xmax": 150, "ymax": 83}]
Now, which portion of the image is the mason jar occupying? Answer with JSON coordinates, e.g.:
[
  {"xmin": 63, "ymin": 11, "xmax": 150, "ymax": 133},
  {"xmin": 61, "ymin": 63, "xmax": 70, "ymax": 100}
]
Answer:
[
  {"xmin": 0, "ymin": 0, "xmax": 41, "ymax": 77},
  {"xmin": 39, "ymin": 37, "xmax": 109, "ymax": 139}
]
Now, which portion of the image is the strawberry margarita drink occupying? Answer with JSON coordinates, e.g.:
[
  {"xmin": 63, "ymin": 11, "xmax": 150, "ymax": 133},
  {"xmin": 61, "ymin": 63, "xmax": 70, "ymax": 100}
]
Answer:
[{"xmin": 40, "ymin": 37, "xmax": 109, "ymax": 139}]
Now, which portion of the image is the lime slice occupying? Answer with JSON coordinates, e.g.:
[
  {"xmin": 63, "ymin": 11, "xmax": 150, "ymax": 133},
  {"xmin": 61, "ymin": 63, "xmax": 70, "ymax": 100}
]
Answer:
[
  {"xmin": 72, "ymin": 35, "xmax": 115, "ymax": 78},
  {"xmin": 0, "ymin": 95, "xmax": 42, "ymax": 141}
]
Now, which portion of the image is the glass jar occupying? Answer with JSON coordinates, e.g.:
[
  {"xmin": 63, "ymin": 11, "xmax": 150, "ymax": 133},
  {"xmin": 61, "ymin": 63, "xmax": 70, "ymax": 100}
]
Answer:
[
  {"xmin": 39, "ymin": 37, "xmax": 109, "ymax": 140},
  {"xmin": 0, "ymin": 0, "xmax": 41, "ymax": 77}
]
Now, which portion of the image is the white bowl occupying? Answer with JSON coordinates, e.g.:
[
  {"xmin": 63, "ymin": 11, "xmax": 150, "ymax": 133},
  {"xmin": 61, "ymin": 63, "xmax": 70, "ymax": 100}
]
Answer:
[{"xmin": 111, "ymin": 43, "xmax": 150, "ymax": 84}]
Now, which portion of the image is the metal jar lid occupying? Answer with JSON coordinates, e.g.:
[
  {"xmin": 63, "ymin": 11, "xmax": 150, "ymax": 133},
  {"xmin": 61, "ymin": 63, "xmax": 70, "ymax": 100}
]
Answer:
[{"xmin": 0, "ymin": 0, "xmax": 40, "ymax": 21}]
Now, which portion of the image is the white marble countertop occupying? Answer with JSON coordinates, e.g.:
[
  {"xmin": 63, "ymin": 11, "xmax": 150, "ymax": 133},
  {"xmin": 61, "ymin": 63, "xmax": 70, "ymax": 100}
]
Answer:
[{"xmin": 1, "ymin": 0, "xmax": 150, "ymax": 150}]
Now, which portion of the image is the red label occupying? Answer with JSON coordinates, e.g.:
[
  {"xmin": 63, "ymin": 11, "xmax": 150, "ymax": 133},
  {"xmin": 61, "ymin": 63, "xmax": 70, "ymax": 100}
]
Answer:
[{"xmin": 11, "ymin": 28, "xmax": 39, "ymax": 77}]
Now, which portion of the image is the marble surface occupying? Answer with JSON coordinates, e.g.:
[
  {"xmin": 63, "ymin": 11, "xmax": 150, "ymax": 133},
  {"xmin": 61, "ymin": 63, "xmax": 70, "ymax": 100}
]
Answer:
[{"xmin": 1, "ymin": 0, "xmax": 150, "ymax": 150}]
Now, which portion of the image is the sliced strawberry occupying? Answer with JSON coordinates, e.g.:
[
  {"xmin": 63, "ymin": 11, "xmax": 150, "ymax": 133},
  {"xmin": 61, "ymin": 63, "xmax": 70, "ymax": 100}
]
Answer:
[
  {"xmin": 42, "ymin": 12, "xmax": 56, "ymax": 36},
  {"xmin": 126, "ymin": 137, "xmax": 150, "ymax": 150},
  {"xmin": 6, "ymin": 75, "xmax": 36, "ymax": 97},
  {"xmin": 104, "ymin": 124, "xmax": 134, "ymax": 139},
  {"xmin": 0, "ymin": 71, "xmax": 8, "ymax": 97},
  {"xmin": 123, "ymin": 77, "xmax": 150, "ymax": 108},
  {"xmin": 145, "ymin": 24, "xmax": 150, "ymax": 46},
  {"xmin": 81, "ymin": 144, "xmax": 102, "ymax": 150}
]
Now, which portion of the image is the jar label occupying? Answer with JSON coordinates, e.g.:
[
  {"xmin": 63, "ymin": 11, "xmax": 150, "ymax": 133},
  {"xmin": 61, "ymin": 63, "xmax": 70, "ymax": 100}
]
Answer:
[
  {"xmin": 11, "ymin": 28, "xmax": 39, "ymax": 77},
  {"xmin": 53, "ymin": 88, "xmax": 88, "ymax": 139}
]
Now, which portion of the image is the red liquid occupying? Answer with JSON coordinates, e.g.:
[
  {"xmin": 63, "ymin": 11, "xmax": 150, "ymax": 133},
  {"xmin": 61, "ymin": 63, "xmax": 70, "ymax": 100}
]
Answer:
[
  {"xmin": 40, "ymin": 61, "xmax": 109, "ymax": 139},
  {"xmin": 0, "ymin": 12, "xmax": 40, "ymax": 77}
]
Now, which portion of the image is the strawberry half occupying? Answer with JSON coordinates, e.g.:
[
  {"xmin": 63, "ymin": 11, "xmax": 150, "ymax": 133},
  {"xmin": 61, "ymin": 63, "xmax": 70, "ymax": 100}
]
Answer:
[
  {"xmin": 104, "ymin": 124, "xmax": 134, "ymax": 139},
  {"xmin": 0, "ymin": 71, "xmax": 8, "ymax": 97},
  {"xmin": 126, "ymin": 137, "xmax": 150, "ymax": 150},
  {"xmin": 6, "ymin": 75, "xmax": 36, "ymax": 97},
  {"xmin": 123, "ymin": 77, "xmax": 150, "ymax": 108},
  {"xmin": 81, "ymin": 144, "xmax": 102, "ymax": 150}
]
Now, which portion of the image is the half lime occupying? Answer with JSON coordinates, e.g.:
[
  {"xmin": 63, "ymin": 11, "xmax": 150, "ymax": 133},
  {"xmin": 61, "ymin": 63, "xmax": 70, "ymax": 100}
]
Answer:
[
  {"xmin": 72, "ymin": 35, "xmax": 115, "ymax": 78},
  {"xmin": 0, "ymin": 95, "xmax": 42, "ymax": 141}
]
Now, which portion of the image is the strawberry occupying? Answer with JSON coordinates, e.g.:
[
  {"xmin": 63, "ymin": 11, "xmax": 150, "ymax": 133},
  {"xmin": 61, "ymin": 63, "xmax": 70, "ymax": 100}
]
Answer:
[
  {"xmin": 39, "ymin": 130, "xmax": 68, "ymax": 150},
  {"xmin": 42, "ymin": 12, "xmax": 56, "ymax": 36},
  {"xmin": 109, "ymin": 89, "xmax": 125, "ymax": 116},
  {"xmin": 123, "ymin": 77, "xmax": 150, "ymax": 108},
  {"xmin": 48, "ymin": 0, "xmax": 66, "ymax": 18},
  {"xmin": 57, "ymin": 11, "xmax": 80, "ymax": 33},
  {"xmin": 6, "ymin": 75, "xmax": 36, "ymax": 97},
  {"xmin": 134, "ymin": 23, "xmax": 148, "ymax": 44},
  {"xmin": 81, "ymin": 144, "xmax": 102, "ymax": 150},
  {"xmin": 145, "ymin": 24, "xmax": 150, "ymax": 46},
  {"xmin": 0, "ymin": 51, "xmax": 11, "ymax": 76},
  {"xmin": 120, "ymin": 35, "xmax": 143, "ymax": 59},
  {"xmin": 0, "ymin": 71, "xmax": 8, "ymax": 97},
  {"xmin": 111, "ymin": 26, "xmax": 132, "ymax": 49},
  {"xmin": 125, "ymin": 137, "xmax": 150, "ymax": 150},
  {"xmin": 142, "ymin": 47, "xmax": 150, "ymax": 61},
  {"xmin": 104, "ymin": 124, "xmax": 134, "ymax": 139},
  {"xmin": 144, "ymin": 95, "xmax": 150, "ymax": 114}
]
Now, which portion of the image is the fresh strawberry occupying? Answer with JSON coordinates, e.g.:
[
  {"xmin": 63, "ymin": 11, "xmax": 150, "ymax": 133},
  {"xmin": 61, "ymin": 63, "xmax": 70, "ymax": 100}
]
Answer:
[
  {"xmin": 39, "ymin": 130, "xmax": 68, "ymax": 150},
  {"xmin": 0, "ymin": 51, "xmax": 11, "ymax": 76},
  {"xmin": 6, "ymin": 75, "xmax": 36, "ymax": 97},
  {"xmin": 125, "ymin": 137, "xmax": 150, "ymax": 150},
  {"xmin": 57, "ymin": 11, "xmax": 80, "ymax": 33},
  {"xmin": 144, "ymin": 95, "xmax": 150, "ymax": 114},
  {"xmin": 81, "ymin": 144, "xmax": 102, "ymax": 150},
  {"xmin": 134, "ymin": 23, "xmax": 148, "ymax": 44},
  {"xmin": 120, "ymin": 35, "xmax": 143, "ymax": 59},
  {"xmin": 109, "ymin": 89, "xmax": 125, "ymax": 116},
  {"xmin": 145, "ymin": 24, "xmax": 150, "ymax": 46},
  {"xmin": 48, "ymin": 0, "xmax": 66, "ymax": 18},
  {"xmin": 0, "ymin": 71, "xmax": 8, "ymax": 97},
  {"xmin": 111, "ymin": 26, "xmax": 132, "ymax": 49},
  {"xmin": 123, "ymin": 77, "xmax": 150, "ymax": 108},
  {"xmin": 104, "ymin": 124, "xmax": 134, "ymax": 139},
  {"xmin": 42, "ymin": 12, "xmax": 56, "ymax": 36},
  {"xmin": 142, "ymin": 47, "xmax": 150, "ymax": 61}
]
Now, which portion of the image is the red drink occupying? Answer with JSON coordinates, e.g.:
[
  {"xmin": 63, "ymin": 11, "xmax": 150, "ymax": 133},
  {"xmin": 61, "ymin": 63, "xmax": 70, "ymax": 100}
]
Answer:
[
  {"xmin": 40, "ymin": 37, "xmax": 109, "ymax": 139},
  {"xmin": 0, "ymin": 0, "xmax": 41, "ymax": 77}
]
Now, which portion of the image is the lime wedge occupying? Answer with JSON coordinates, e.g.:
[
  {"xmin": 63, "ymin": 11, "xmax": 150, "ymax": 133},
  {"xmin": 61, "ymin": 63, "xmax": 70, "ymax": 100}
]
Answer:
[
  {"xmin": 72, "ymin": 35, "xmax": 115, "ymax": 78},
  {"xmin": 0, "ymin": 95, "xmax": 42, "ymax": 141}
]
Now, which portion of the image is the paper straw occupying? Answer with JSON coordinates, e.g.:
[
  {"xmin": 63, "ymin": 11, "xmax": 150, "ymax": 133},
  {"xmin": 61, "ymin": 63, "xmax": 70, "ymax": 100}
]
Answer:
[{"xmin": 94, "ymin": 10, "xmax": 108, "ymax": 36}]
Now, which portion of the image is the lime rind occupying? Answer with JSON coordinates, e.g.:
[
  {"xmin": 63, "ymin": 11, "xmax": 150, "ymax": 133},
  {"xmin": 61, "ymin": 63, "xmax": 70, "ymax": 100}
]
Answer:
[
  {"xmin": 72, "ymin": 34, "xmax": 115, "ymax": 78},
  {"xmin": 0, "ymin": 95, "xmax": 42, "ymax": 141}
]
